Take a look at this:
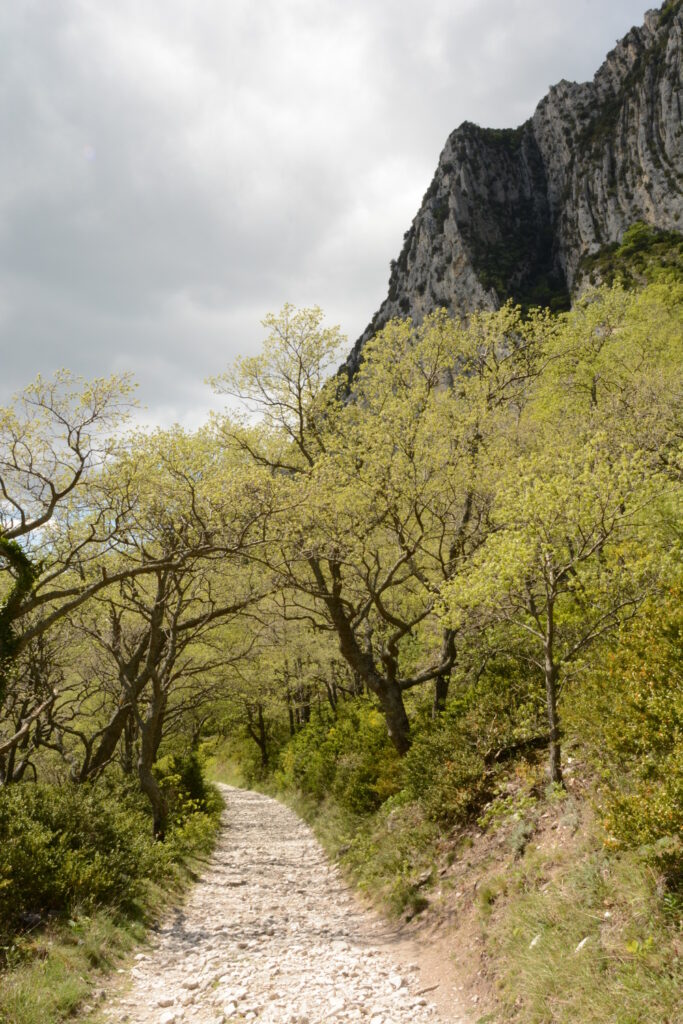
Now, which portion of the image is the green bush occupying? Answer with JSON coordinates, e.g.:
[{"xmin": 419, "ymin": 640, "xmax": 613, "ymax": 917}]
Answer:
[
  {"xmin": 277, "ymin": 700, "xmax": 400, "ymax": 814},
  {"xmin": 0, "ymin": 768, "xmax": 223, "ymax": 948},
  {"xmin": 155, "ymin": 750, "xmax": 222, "ymax": 826},
  {"xmin": 402, "ymin": 717, "xmax": 487, "ymax": 824},
  {"xmin": 567, "ymin": 588, "xmax": 682, "ymax": 885},
  {"xmin": 403, "ymin": 661, "xmax": 544, "ymax": 825},
  {"xmin": 0, "ymin": 781, "xmax": 167, "ymax": 943},
  {"xmin": 171, "ymin": 751, "xmax": 207, "ymax": 804},
  {"xmin": 165, "ymin": 809, "xmax": 219, "ymax": 860},
  {"xmin": 273, "ymin": 661, "xmax": 545, "ymax": 827}
]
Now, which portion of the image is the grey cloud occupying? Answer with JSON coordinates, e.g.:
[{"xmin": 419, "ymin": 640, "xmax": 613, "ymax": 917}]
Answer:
[{"xmin": 0, "ymin": 0, "xmax": 651, "ymax": 424}]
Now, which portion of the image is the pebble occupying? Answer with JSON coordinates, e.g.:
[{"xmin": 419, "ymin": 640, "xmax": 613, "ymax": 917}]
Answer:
[{"xmin": 102, "ymin": 786, "xmax": 451, "ymax": 1024}]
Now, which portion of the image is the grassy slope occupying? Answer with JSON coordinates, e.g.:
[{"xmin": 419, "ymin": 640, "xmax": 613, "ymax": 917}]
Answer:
[
  {"xmin": 339, "ymin": 792, "xmax": 678, "ymax": 1024},
  {"xmin": 0, "ymin": 908, "xmax": 148, "ymax": 1024},
  {"xmin": 433, "ymin": 784, "xmax": 681, "ymax": 1024}
]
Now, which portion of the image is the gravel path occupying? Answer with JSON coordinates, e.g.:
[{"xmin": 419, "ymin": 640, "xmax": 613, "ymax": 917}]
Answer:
[{"xmin": 104, "ymin": 785, "xmax": 456, "ymax": 1024}]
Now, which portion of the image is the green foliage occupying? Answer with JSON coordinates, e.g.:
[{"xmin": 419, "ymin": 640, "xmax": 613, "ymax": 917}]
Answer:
[
  {"xmin": 403, "ymin": 730, "xmax": 487, "ymax": 825},
  {"xmin": 227, "ymin": 728, "xmax": 273, "ymax": 786},
  {"xmin": 164, "ymin": 806, "xmax": 220, "ymax": 860},
  {"xmin": 569, "ymin": 588, "xmax": 683, "ymax": 885},
  {"xmin": 277, "ymin": 700, "xmax": 401, "ymax": 814},
  {"xmin": 267, "ymin": 654, "xmax": 546, "ymax": 839},
  {"xmin": 173, "ymin": 750, "xmax": 208, "ymax": 804},
  {"xmin": 578, "ymin": 221, "xmax": 683, "ymax": 290},
  {"xmin": 0, "ymin": 773, "xmax": 221, "ymax": 951},
  {"xmin": 277, "ymin": 712, "xmax": 342, "ymax": 800},
  {"xmin": 477, "ymin": 792, "xmax": 538, "ymax": 831},
  {"xmin": 155, "ymin": 750, "xmax": 220, "ymax": 825},
  {"xmin": 0, "ymin": 782, "xmax": 161, "ymax": 938},
  {"xmin": 402, "ymin": 664, "xmax": 543, "ymax": 825},
  {"xmin": 401, "ymin": 704, "xmax": 488, "ymax": 825}
]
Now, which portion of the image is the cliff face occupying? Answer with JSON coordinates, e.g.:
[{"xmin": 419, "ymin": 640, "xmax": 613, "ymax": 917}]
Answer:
[
  {"xmin": 344, "ymin": 1, "xmax": 682, "ymax": 377},
  {"xmin": 535, "ymin": 3, "xmax": 683, "ymax": 286}
]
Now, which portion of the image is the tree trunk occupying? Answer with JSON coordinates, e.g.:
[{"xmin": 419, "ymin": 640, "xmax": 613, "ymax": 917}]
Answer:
[
  {"xmin": 376, "ymin": 681, "xmax": 411, "ymax": 755},
  {"xmin": 138, "ymin": 759, "xmax": 168, "ymax": 841},
  {"xmin": 136, "ymin": 681, "xmax": 168, "ymax": 840},
  {"xmin": 190, "ymin": 717, "xmax": 207, "ymax": 752},
  {"xmin": 121, "ymin": 713, "xmax": 135, "ymax": 774},
  {"xmin": 325, "ymin": 680, "xmax": 338, "ymax": 712},
  {"xmin": 257, "ymin": 704, "xmax": 268, "ymax": 769},
  {"xmin": 544, "ymin": 654, "xmax": 563, "ymax": 785},
  {"xmin": 246, "ymin": 703, "xmax": 269, "ymax": 769},
  {"xmin": 432, "ymin": 673, "xmax": 450, "ymax": 718},
  {"xmin": 432, "ymin": 628, "xmax": 456, "ymax": 718},
  {"xmin": 296, "ymin": 680, "xmax": 311, "ymax": 724},
  {"xmin": 306, "ymin": 556, "xmax": 412, "ymax": 754}
]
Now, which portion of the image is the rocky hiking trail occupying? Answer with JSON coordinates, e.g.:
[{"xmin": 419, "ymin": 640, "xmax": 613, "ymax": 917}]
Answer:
[{"xmin": 101, "ymin": 785, "xmax": 471, "ymax": 1024}]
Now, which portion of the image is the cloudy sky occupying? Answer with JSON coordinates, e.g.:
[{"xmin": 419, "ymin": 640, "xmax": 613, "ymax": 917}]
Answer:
[{"xmin": 1, "ymin": 0, "xmax": 650, "ymax": 426}]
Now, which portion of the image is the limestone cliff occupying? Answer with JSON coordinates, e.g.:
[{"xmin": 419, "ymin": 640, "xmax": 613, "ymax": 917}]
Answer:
[{"xmin": 344, "ymin": 1, "xmax": 682, "ymax": 377}]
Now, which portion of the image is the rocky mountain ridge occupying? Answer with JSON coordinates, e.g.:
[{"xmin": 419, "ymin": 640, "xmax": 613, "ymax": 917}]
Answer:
[{"xmin": 344, "ymin": 1, "xmax": 682, "ymax": 377}]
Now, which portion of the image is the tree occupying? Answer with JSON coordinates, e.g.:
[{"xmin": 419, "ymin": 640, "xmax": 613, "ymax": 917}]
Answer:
[
  {"xmin": 440, "ymin": 283, "xmax": 681, "ymax": 783},
  {"xmin": 63, "ymin": 427, "xmax": 270, "ymax": 835},
  {"xmin": 211, "ymin": 305, "xmax": 433, "ymax": 752},
  {"xmin": 211, "ymin": 303, "xmax": 543, "ymax": 752},
  {"xmin": 0, "ymin": 372, "xmax": 139, "ymax": 693},
  {"xmin": 334, "ymin": 304, "xmax": 548, "ymax": 717}
]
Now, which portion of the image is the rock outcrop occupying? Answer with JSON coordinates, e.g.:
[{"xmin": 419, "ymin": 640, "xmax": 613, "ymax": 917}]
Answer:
[{"xmin": 344, "ymin": 1, "xmax": 682, "ymax": 377}]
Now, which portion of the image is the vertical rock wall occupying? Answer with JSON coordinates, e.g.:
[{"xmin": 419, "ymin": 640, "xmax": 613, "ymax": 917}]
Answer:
[{"xmin": 343, "ymin": 1, "xmax": 682, "ymax": 378}]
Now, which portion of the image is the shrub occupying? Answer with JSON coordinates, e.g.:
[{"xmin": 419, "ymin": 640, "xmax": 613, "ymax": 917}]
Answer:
[
  {"xmin": 155, "ymin": 750, "xmax": 222, "ymax": 825},
  {"xmin": 277, "ymin": 700, "xmax": 400, "ymax": 814},
  {"xmin": 402, "ymin": 717, "xmax": 487, "ymax": 824},
  {"xmin": 0, "ymin": 781, "xmax": 167, "ymax": 944},
  {"xmin": 0, "ymin": 767, "xmax": 222, "ymax": 948},
  {"xmin": 568, "ymin": 588, "xmax": 683, "ymax": 886},
  {"xmin": 278, "ymin": 712, "xmax": 338, "ymax": 800},
  {"xmin": 165, "ymin": 810, "xmax": 219, "ymax": 860},
  {"xmin": 577, "ymin": 221, "xmax": 683, "ymax": 289},
  {"xmin": 403, "ymin": 661, "xmax": 544, "ymax": 825}
]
